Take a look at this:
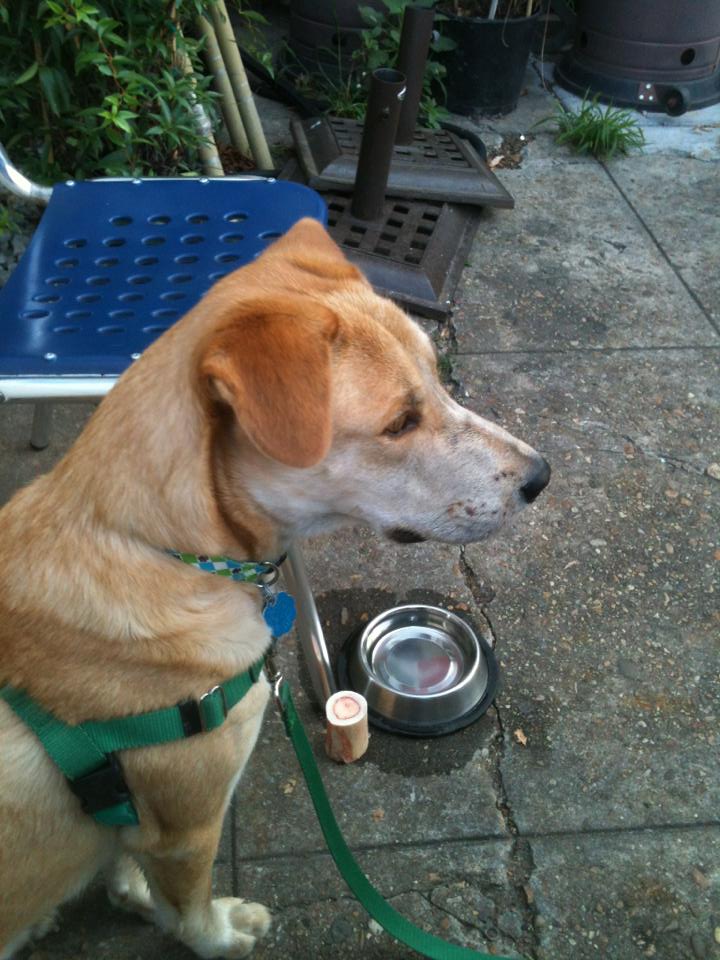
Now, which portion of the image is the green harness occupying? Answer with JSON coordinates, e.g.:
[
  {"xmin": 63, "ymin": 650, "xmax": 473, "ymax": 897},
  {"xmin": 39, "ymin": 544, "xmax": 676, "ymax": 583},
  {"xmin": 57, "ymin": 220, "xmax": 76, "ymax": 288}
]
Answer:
[
  {"xmin": 0, "ymin": 658, "xmax": 265, "ymax": 826},
  {"xmin": 0, "ymin": 551, "xmax": 283, "ymax": 826}
]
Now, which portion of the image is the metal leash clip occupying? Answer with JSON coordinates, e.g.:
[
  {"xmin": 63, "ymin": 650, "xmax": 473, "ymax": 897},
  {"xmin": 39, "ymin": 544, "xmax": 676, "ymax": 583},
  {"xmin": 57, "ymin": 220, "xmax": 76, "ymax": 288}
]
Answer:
[
  {"xmin": 263, "ymin": 647, "xmax": 285, "ymax": 713},
  {"xmin": 256, "ymin": 562, "xmax": 280, "ymax": 606}
]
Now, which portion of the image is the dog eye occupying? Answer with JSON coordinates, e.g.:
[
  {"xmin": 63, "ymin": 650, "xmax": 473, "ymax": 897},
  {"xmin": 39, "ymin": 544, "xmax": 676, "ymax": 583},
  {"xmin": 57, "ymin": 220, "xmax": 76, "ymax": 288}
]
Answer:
[{"xmin": 384, "ymin": 412, "xmax": 419, "ymax": 437}]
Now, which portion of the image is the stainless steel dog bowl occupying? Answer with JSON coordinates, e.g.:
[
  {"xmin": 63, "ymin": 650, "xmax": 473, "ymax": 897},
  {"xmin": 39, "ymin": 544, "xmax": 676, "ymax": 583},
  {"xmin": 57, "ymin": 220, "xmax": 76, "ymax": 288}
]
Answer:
[{"xmin": 338, "ymin": 604, "xmax": 498, "ymax": 736}]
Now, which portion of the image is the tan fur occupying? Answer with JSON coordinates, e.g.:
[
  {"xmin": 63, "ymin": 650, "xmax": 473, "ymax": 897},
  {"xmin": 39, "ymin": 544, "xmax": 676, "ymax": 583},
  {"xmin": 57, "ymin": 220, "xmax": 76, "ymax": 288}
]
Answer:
[{"xmin": 0, "ymin": 219, "xmax": 547, "ymax": 958}]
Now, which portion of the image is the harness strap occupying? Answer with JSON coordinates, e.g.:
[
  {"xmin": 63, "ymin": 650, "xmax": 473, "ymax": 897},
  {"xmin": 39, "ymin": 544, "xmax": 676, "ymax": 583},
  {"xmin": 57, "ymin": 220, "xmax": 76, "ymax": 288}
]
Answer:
[{"xmin": 0, "ymin": 656, "xmax": 265, "ymax": 827}]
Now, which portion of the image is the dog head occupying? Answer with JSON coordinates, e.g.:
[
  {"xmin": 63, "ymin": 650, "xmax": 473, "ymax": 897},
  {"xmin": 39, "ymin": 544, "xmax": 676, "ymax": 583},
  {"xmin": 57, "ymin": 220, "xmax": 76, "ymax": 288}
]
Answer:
[{"xmin": 197, "ymin": 219, "xmax": 549, "ymax": 547}]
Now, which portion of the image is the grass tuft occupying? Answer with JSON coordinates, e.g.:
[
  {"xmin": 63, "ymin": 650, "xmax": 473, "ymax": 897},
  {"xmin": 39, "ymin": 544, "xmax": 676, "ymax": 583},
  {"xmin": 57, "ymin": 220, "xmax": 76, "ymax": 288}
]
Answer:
[{"xmin": 539, "ymin": 94, "xmax": 645, "ymax": 160}]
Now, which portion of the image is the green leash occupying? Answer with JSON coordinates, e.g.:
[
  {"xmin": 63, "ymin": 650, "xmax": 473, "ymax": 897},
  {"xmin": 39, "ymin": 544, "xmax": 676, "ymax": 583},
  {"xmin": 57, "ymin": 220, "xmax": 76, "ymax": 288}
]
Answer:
[{"xmin": 269, "ymin": 661, "xmax": 516, "ymax": 960}]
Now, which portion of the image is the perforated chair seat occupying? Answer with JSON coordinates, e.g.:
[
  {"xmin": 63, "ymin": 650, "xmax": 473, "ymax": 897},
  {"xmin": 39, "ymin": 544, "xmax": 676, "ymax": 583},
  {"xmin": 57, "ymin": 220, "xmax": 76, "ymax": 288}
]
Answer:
[{"xmin": 0, "ymin": 177, "xmax": 327, "ymax": 394}]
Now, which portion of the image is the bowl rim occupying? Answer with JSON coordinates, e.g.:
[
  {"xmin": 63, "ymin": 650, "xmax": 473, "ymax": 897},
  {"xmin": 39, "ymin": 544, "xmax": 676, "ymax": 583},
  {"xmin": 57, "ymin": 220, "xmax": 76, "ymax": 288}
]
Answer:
[{"xmin": 353, "ymin": 603, "xmax": 484, "ymax": 702}]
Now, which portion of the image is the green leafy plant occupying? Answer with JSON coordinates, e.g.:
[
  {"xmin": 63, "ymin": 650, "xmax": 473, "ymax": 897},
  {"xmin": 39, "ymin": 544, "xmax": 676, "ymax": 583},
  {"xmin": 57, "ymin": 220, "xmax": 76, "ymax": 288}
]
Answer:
[
  {"xmin": 0, "ymin": 0, "xmax": 221, "ymax": 182},
  {"xmin": 538, "ymin": 94, "xmax": 645, "ymax": 159},
  {"xmin": 278, "ymin": 0, "xmax": 452, "ymax": 127},
  {"xmin": 235, "ymin": 2, "xmax": 275, "ymax": 79},
  {"xmin": 0, "ymin": 204, "xmax": 19, "ymax": 238},
  {"xmin": 320, "ymin": 73, "xmax": 368, "ymax": 122},
  {"xmin": 357, "ymin": 0, "xmax": 453, "ymax": 127}
]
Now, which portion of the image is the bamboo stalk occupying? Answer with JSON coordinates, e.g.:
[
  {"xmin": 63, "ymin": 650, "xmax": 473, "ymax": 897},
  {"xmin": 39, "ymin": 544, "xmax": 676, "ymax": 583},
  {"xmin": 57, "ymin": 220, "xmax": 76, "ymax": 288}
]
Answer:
[
  {"xmin": 208, "ymin": 0, "xmax": 273, "ymax": 170},
  {"xmin": 175, "ymin": 45, "xmax": 225, "ymax": 177},
  {"xmin": 525, "ymin": 0, "xmax": 534, "ymax": 17},
  {"xmin": 197, "ymin": 14, "xmax": 251, "ymax": 157}
]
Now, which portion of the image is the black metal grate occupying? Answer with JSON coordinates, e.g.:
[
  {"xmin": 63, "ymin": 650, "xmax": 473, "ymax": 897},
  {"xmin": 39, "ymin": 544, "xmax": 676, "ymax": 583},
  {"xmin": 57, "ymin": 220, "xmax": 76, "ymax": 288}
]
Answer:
[
  {"xmin": 329, "ymin": 118, "xmax": 471, "ymax": 168},
  {"xmin": 291, "ymin": 117, "xmax": 513, "ymax": 209},
  {"xmin": 326, "ymin": 196, "xmax": 442, "ymax": 267},
  {"xmin": 279, "ymin": 158, "xmax": 481, "ymax": 318}
]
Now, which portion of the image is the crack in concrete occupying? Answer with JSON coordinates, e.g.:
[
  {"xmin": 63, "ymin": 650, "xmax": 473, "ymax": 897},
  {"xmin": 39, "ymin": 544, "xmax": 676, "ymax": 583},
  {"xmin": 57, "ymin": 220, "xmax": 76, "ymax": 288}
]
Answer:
[
  {"xmin": 268, "ymin": 887, "xmax": 420, "ymax": 913},
  {"xmin": 230, "ymin": 794, "xmax": 240, "ymax": 898},
  {"xmin": 539, "ymin": 441, "xmax": 712, "ymax": 479},
  {"xmin": 625, "ymin": 441, "xmax": 709, "ymax": 477},
  {"xmin": 433, "ymin": 316, "xmax": 709, "ymax": 484},
  {"xmin": 420, "ymin": 892, "xmax": 510, "ymax": 954},
  {"xmin": 531, "ymin": 420, "xmax": 710, "ymax": 477},
  {"xmin": 436, "ymin": 310, "xmax": 460, "ymax": 356},
  {"xmin": 434, "ymin": 314, "xmax": 463, "ymax": 399},
  {"xmin": 559, "ymin": 421, "xmax": 709, "ymax": 477},
  {"xmin": 233, "ymin": 817, "xmax": 720, "ymax": 871},
  {"xmin": 459, "ymin": 546, "xmax": 497, "ymax": 613},
  {"xmin": 425, "ymin": 892, "xmax": 487, "ymax": 934},
  {"xmin": 423, "ymin": 888, "xmax": 516, "ymax": 950},
  {"xmin": 564, "ymin": 442, "xmax": 708, "ymax": 479},
  {"xmin": 453, "ymin": 344, "xmax": 720, "ymax": 356},
  {"xmin": 491, "ymin": 702, "xmax": 540, "ymax": 960},
  {"xmin": 460, "ymin": 547, "xmax": 540, "ymax": 959}
]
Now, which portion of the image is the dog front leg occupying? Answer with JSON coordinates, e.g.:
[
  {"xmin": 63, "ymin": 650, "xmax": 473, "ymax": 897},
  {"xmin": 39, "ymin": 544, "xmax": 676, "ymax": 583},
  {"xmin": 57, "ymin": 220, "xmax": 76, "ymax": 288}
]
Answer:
[{"xmin": 139, "ymin": 828, "xmax": 270, "ymax": 960}]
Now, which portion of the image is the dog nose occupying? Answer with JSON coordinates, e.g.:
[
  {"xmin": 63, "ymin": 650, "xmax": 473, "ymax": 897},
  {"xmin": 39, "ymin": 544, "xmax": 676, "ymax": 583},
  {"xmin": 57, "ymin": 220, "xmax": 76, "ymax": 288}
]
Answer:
[{"xmin": 520, "ymin": 456, "xmax": 551, "ymax": 504}]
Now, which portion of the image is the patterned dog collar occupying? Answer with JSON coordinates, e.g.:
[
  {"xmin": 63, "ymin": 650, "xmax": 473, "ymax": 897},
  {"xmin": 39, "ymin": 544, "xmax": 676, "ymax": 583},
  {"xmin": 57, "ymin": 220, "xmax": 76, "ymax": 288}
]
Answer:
[
  {"xmin": 167, "ymin": 550, "xmax": 278, "ymax": 584},
  {"xmin": 166, "ymin": 550, "xmax": 295, "ymax": 639}
]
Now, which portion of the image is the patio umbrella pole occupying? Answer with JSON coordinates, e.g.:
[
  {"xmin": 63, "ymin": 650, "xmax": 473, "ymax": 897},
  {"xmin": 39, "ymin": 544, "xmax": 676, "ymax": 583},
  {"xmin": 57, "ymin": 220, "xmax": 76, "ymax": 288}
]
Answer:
[
  {"xmin": 209, "ymin": 0, "xmax": 274, "ymax": 169},
  {"xmin": 351, "ymin": 68, "xmax": 407, "ymax": 221},
  {"xmin": 197, "ymin": 14, "xmax": 251, "ymax": 157},
  {"xmin": 395, "ymin": 5, "xmax": 435, "ymax": 145}
]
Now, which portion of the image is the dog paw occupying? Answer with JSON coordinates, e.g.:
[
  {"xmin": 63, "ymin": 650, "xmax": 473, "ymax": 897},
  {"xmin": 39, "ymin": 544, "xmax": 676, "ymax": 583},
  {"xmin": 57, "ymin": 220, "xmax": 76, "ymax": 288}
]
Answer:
[
  {"xmin": 229, "ymin": 901, "xmax": 272, "ymax": 939},
  {"xmin": 107, "ymin": 856, "xmax": 155, "ymax": 922},
  {"xmin": 186, "ymin": 897, "xmax": 271, "ymax": 959}
]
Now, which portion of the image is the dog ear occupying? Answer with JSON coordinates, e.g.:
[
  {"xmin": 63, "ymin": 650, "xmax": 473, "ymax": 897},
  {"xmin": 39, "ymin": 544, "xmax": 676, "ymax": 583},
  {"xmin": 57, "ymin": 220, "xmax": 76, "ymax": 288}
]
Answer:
[
  {"xmin": 199, "ymin": 297, "xmax": 339, "ymax": 468},
  {"xmin": 266, "ymin": 217, "xmax": 367, "ymax": 284}
]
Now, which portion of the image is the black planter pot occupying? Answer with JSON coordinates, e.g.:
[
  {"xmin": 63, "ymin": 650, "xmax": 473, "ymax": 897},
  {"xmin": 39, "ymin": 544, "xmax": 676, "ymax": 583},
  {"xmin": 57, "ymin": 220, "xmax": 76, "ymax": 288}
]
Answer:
[
  {"xmin": 287, "ymin": 0, "xmax": 384, "ymax": 80},
  {"xmin": 555, "ymin": 0, "xmax": 720, "ymax": 115},
  {"xmin": 442, "ymin": 10, "xmax": 540, "ymax": 116}
]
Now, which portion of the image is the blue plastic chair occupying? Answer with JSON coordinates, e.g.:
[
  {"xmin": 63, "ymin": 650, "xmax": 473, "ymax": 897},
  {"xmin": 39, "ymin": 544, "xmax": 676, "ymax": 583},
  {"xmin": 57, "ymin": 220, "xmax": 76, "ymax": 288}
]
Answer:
[{"xmin": 0, "ymin": 150, "xmax": 327, "ymax": 447}]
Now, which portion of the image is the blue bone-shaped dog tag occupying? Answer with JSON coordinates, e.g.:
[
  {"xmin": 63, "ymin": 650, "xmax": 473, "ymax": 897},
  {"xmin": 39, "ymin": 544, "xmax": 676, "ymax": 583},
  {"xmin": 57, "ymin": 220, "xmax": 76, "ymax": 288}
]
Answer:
[{"xmin": 262, "ymin": 591, "xmax": 296, "ymax": 638}]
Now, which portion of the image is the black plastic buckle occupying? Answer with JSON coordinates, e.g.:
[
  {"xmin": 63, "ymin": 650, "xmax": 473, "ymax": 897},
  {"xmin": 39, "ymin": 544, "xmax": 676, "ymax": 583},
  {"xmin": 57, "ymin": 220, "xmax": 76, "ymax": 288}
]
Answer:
[
  {"xmin": 68, "ymin": 753, "xmax": 132, "ymax": 816},
  {"xmin": 177, "ymin": 686, "xmax": 228, "ymax": 737},
  {"xmin": 178, "ymin": 697, "xmax": 203, "ymax": 737}
]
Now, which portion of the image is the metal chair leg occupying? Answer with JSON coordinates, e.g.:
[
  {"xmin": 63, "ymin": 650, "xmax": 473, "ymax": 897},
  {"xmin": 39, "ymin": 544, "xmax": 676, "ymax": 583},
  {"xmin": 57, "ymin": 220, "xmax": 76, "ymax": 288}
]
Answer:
[{"xmin": 30, "ymin": 403, "xmax": 53, "ymax": 450}]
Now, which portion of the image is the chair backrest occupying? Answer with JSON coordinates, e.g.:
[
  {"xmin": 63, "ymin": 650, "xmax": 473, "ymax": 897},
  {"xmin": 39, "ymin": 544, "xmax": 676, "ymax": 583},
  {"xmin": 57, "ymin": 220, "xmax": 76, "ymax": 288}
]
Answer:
[{"xmin": 0, "ymin": 177, "xmax": 327, "ymax": 380}]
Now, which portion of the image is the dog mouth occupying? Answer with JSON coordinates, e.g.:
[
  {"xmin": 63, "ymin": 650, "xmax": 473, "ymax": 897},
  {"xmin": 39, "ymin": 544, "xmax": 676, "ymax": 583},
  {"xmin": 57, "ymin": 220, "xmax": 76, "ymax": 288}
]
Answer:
[{"xmin": 386, "ymin": 527, "xmax": 427, "ymax": 544}]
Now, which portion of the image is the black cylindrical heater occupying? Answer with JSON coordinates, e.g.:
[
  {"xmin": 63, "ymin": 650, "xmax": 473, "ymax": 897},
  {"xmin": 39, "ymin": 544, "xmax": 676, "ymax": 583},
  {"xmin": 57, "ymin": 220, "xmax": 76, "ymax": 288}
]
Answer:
[{"xmin": 555, "ymin": 0, "xmax": 720, "ymax": 115}]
